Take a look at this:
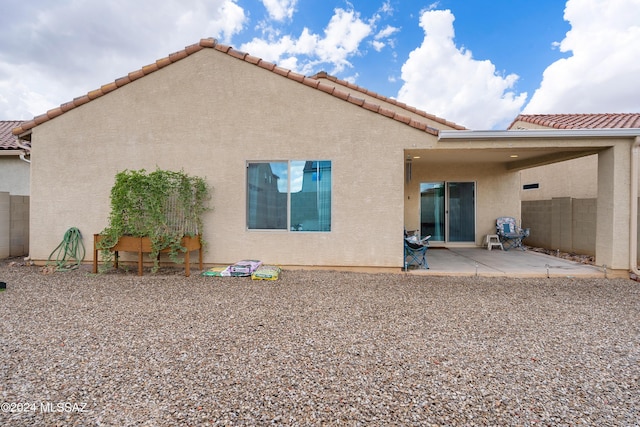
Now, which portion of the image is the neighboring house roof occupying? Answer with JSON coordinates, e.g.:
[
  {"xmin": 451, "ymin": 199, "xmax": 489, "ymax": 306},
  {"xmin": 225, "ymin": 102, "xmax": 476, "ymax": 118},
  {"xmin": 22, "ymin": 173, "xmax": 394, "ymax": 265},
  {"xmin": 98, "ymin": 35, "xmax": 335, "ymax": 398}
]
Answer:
[
  {"xmin": 13, "ymin": 38, "xmax": 444, "ymax": 137},
  {"xmin": 0, "ymin": 120, "xmax": 26, "ymax": 150},
  {"xmin": 509, "ymin": 113, "xmax": 640, "ymax": 129}
]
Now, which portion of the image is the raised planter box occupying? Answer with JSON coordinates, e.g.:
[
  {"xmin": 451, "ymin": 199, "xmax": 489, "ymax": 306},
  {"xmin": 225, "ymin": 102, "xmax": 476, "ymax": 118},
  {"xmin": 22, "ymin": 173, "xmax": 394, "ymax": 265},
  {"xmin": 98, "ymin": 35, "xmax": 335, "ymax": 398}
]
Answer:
[{"xmin": 93, "ymin": 234, "xmax": 202, "ymax": 276}]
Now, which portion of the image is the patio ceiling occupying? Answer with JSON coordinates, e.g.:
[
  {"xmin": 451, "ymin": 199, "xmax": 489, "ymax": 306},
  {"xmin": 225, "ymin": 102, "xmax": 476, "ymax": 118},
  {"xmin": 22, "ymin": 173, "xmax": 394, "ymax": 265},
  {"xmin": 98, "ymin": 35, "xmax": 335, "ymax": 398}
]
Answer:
[
  {"xmin": 415, "ymin": 128, "xmax": 640, "ymax": 171},
  {"xmin": 405, "ymin": 146, "xmax": 603, "ymax": 171}
]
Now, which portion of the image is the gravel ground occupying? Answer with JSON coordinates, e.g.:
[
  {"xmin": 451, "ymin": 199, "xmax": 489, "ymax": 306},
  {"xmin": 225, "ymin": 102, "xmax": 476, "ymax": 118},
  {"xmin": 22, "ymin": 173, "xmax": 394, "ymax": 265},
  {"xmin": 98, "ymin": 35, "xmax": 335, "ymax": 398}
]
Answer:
[{"xmin": 1, "ymin": 261, "xmax": 639, "ymax": 426}]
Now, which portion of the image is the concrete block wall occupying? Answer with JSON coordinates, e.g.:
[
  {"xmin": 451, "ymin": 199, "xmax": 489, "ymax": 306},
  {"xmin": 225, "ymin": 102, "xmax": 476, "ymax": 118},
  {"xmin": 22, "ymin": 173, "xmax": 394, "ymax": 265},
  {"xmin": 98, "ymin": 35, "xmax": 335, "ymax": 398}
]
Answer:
[
  {"xmin": 551, "ymin": 197, "xmax": 573, "ymax": 252},
  {"xmin": 0, "ymin": 192, "xmax": 9, "ymax": 258},
  {"xmin": 10, "ymin": 195, "xmax": 29, "ymax": 257},
  {"xmin": 572, "ymin": 198, "xmax": 597, "ymax": 255},
  {"xmin": 0, "ymin": 192, "xmax": 30, "ymax": 259},
  {"xmin": 522, "ymin": 197, "xmax": 623, "ymax": 258},
  {"xmin": 522, "ymin": 197, "xmax": 595, "ymax": 256},
  {"xmin": 521, "ymin": 199, "xmax": 552, "ymax": 248}
]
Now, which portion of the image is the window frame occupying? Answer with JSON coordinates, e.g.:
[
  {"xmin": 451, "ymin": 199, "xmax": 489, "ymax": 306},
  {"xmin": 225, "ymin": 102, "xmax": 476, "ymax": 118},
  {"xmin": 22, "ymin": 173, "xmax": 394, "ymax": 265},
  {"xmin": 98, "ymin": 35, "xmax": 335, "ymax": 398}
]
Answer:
[{"xmin": 246, "ymin": 160, "xmax": 332, "ymax": 232}]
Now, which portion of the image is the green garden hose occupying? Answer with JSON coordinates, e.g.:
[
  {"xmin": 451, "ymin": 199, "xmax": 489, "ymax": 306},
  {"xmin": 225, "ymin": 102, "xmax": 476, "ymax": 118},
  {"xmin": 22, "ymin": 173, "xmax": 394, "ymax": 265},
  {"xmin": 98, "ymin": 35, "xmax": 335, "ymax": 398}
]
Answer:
[{"xmin": 47, "ymin": 227, "xmax": 86, "ymax": 271}]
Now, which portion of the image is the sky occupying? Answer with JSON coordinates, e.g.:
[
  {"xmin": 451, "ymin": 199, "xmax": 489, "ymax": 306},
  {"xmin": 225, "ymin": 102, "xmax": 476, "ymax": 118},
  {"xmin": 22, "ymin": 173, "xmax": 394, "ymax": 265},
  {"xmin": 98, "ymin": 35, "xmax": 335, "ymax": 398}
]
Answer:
[{"xmin": 1, "ymin": 0, "xmax": 639, "ymax": 130}]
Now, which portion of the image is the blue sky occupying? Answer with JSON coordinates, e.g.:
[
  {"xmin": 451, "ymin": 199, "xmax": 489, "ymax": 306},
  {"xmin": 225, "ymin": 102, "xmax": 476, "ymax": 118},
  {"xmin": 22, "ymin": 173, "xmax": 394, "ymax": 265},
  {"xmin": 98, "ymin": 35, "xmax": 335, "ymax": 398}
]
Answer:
[
  {"xmin": 244, "ymin": 0, "xmax": 570, "ymax": 106},
  {"xmin": 1, "ymin": 0, "xmax": 639, "ymax": 129}
]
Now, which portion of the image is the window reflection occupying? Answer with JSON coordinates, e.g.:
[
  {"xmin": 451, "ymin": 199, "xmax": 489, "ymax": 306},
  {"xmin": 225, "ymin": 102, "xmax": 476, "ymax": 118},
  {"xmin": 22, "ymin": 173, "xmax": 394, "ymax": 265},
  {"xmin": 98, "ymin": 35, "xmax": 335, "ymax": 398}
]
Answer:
[{"xmin": 247, "ymin": 160, "xmax": 331, "ymax": 231}]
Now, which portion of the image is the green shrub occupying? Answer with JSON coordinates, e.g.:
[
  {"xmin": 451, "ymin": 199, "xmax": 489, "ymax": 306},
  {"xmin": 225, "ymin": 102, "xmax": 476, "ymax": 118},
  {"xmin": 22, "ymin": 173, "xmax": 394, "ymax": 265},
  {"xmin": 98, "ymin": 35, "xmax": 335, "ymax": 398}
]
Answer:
[{"xmin": 97, "ymin": 168, "xmax": 210, "ymax": 272}]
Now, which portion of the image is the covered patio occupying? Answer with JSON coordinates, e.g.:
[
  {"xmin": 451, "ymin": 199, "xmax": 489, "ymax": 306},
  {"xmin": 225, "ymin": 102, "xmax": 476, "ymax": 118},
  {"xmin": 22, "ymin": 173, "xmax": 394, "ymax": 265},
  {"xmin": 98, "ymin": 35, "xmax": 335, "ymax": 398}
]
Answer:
[{"xmin": 403, "ymin": 128, "xmax": 640, "ymax": 276}]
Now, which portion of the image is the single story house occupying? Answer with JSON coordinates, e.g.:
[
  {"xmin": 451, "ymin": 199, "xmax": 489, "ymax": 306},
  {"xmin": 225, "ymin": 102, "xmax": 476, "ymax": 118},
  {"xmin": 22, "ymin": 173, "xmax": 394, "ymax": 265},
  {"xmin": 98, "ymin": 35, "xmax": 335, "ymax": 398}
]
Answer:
[
  {"xmin": 1, "ymin": 120, "xmax": 29, "ymax": 196},
  {"xmin": 12, "ymin": 39, "xmax": 640, "ymax": 276}
]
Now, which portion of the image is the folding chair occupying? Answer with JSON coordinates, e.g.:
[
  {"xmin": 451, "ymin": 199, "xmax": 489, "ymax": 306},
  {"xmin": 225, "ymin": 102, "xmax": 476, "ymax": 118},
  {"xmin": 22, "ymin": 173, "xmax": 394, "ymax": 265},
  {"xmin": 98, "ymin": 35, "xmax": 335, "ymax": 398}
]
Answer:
[
  {"xmin": 404, "ymin": 233, "xmax": 430, "ymax": 270},
  {"xmin": 496, "ymin": 216, "xmax": 529, "ymax": 251}
]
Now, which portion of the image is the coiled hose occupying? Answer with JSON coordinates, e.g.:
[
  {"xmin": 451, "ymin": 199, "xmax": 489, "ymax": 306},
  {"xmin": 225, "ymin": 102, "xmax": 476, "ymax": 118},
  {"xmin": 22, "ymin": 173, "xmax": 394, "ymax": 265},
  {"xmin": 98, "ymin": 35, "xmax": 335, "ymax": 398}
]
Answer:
[{"xmin": 47, "ymin": 227, "xmax": 86, "ymax": 271}]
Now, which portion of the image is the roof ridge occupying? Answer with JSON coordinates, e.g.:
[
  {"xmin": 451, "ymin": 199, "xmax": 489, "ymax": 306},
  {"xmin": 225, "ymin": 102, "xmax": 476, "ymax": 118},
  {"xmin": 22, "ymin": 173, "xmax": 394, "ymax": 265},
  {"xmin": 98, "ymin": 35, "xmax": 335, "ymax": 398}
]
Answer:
[
  {"xmin": 13, "ymin": 38, "xmax": 440, "ymax": 137},
  {"xmin": 309, "ymin": 71, "xmax": 466, "ymax": 130}
]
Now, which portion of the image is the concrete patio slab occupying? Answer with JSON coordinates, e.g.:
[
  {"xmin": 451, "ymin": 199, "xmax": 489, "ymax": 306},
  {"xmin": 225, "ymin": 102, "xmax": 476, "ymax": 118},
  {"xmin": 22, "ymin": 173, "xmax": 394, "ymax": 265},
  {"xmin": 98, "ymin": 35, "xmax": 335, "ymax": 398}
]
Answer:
[{"xmin": 408, "ymin": 247, "xmax": 606, "ymax": 278}]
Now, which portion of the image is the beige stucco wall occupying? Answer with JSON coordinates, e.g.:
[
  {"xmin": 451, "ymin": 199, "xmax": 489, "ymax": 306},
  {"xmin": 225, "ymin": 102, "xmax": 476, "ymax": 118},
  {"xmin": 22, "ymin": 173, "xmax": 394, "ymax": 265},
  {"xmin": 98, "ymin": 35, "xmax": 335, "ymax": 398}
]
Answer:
[
  {"xmin": 0, "ymin": 156, "xmax": 30, "ymax": 196},
  {"xmin": 28, "ymin": 49, "xmax": 441, "ymax": 268},
  {"xmin": 513, "ymin": 119, "xmax": 637, "ymax": 201},
  {"xmin": 313, "ymin": 77, "xmax": 462, "ymax": 131},
  {"xmin": 520, "ymin": 155, "xmax": 597, "ymax": 200},
  {"xmin": 596, "ymin": 144, "xmax": 632, "ymax": 269},
  {"xmin": 404, "ymin": 162, "xmax": 520, "ymax": 246},
  {"xmin": 515, "ymin": 119, "xmax": 598, "ymax": 201}
]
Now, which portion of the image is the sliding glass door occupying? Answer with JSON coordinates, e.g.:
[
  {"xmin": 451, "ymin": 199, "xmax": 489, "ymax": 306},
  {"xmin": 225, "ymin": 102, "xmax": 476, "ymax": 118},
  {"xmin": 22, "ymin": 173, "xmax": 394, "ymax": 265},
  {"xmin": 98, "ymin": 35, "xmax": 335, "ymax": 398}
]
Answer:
[
  {"xmin": 420, "ymin": 182, "xmax": 475, "ymax": 242},
  {"xmin": 419, "ymin": 182, "xmax": 445, "ymax": 241},
  {"xmin": 447, "ymin": 182, "xmax": 475, "ymax": 241}
]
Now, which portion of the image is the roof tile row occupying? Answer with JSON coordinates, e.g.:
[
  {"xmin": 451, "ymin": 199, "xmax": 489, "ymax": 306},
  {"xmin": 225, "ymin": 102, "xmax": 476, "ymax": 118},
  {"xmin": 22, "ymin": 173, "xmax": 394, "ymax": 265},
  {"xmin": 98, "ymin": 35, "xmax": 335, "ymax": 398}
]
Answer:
[
  {"xmin": 511, "ymin": 113, "xmax": 640, "ymax": 129},
  {"xmin": 309, "ymin": 71, "xmax": 466, "ymax": 130},
  {"xmin": 0, "ymin": 121, "xmax": 26, "ymax": 150}
]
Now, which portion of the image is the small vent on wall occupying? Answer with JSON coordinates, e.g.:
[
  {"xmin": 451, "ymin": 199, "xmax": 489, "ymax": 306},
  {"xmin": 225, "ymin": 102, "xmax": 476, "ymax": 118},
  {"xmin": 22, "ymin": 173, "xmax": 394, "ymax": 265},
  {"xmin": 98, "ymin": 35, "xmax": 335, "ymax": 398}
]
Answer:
[{"xmin": 523, "ymin": 183, "xmax": 539, "ymax": 190}]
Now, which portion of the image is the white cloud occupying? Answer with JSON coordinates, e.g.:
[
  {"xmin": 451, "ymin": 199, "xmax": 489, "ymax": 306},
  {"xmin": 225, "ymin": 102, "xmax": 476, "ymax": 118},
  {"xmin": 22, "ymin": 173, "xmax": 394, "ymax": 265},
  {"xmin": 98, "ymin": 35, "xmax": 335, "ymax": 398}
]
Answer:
[
  {"xmin": 371, "ymin": 24, "xmax": 399, "ymax": 51},
  {"xmin": 523, "ymin": 0, "xmax": 640, "ymax": 114},
  {"xmin": 240, "ymin": 8, "xmax": 371, "ymax": 75},
  {"xmin": 375, "ymin": 25, "xmax": 400, "ymax": 40},
  {"xmin": 397, "ymin": 9, "xmax": 527, "ymax": 129},
  {"xmin": 371, "ymin": 40, "xmax": 385, "ymax": 52},
  {"xmin": 261, "ymin": 0, "xmax": 298, "ymax": 21},
  {"xmin": 316, "ymin": 9, "xmax": 372, "ymax": 71},
  {"xmin": 342, "ymin": 73, "xmax": 359, "ymax": 85},
  {"xmin": 380, "ymin": 1, "xmax": 394, "ymax": 14},
  {"xmin": 0, "ymin": 0, "xmax": 246, "ymax": 119},
  {"xmin": 207, "ymin": 1, "xmax": 247, "ymax": 42}
]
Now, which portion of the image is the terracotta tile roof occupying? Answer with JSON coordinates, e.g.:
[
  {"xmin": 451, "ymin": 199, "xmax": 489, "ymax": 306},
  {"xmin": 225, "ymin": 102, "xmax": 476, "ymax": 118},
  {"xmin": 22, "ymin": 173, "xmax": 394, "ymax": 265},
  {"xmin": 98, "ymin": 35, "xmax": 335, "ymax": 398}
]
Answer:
[
  {"xmin": 509, "ymin": 113, "xmax": 640, "ymax": 130},
  {"xmin": 1, "ymin": 120, "xmax": 26, "ymax": 149},
  {"xmin": 13, "ymin": 38, "xmax": 441, "ymax": 137},
  {"xmin": 309, "ymin": 71, "xmax": 466, "ymax": 130}
]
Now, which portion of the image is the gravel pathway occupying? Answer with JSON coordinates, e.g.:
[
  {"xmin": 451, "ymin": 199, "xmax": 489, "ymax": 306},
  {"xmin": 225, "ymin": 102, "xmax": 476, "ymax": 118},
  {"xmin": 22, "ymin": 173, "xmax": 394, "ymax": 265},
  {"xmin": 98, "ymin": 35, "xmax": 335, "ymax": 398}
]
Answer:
[{"xmin": 1, "ymin": 262, "xmax": 639, "ymax": 426}]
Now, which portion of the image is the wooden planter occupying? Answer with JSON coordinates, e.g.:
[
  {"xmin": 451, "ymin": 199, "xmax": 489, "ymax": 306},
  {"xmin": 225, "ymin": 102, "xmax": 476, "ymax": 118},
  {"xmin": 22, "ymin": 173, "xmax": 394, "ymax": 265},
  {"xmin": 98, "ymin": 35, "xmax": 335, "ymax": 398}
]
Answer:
[{"xmin": 93, "ymin": 234, "xmax": 202, "ymax": 276}]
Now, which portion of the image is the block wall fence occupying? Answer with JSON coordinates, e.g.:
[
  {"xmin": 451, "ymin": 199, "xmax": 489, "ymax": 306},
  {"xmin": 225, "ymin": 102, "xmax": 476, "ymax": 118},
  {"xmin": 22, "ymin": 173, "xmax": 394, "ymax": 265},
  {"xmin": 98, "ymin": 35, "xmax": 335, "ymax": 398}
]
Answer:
[
  {"xmin": 0, "ymin": 192, "xmax": 29, "ymax": 258},
  {"xmin": 522, "ymin": 197, "xmax": 639, "ymax": 263}
]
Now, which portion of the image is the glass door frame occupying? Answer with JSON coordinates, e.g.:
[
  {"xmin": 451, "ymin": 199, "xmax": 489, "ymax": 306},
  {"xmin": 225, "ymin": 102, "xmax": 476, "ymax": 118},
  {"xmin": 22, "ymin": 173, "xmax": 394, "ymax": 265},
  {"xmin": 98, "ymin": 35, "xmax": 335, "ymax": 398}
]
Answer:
[{"xmin": 419, "ymin": 181, "xmax": 477, "ymax": 243}]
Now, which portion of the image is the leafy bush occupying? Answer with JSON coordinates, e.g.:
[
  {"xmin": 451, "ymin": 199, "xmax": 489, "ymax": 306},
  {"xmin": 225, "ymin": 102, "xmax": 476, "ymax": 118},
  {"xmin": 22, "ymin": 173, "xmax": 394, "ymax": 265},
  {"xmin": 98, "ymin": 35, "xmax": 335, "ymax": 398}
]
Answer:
[{"xmin": 97, "ymin": 168, "xmax": 210, "ymax": 272}]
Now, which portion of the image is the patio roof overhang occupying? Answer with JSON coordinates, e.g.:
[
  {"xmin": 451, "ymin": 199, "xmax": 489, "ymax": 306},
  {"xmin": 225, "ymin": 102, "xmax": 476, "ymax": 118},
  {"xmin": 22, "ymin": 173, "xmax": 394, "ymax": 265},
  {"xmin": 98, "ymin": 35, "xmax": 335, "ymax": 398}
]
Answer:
[{"xmin": 405, "ymin": 128, "xmax": 640, "ymax": 171}]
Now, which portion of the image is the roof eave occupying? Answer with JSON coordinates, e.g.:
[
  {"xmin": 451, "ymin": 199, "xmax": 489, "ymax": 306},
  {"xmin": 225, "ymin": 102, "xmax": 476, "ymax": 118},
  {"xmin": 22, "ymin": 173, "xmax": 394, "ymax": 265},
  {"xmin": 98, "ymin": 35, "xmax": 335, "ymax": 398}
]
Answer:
[
  {"xmin": 439, "ymin": 128, "xmax": 640, "ymax": 141},
  {"xmin": 0, "ymin": 149, "xmax": 26, "ymax": 156}
]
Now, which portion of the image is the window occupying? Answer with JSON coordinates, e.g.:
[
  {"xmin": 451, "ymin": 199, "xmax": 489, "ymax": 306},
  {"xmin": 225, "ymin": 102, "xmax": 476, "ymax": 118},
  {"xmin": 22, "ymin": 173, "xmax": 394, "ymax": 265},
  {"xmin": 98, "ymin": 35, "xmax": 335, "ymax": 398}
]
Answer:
[
  {"xmin": 247, "ymin": 160, "xmax": 331, "ymax": 231},
  {"xmin": 523, "ymin": 183, "xmax": 539, "ymax": 190}
]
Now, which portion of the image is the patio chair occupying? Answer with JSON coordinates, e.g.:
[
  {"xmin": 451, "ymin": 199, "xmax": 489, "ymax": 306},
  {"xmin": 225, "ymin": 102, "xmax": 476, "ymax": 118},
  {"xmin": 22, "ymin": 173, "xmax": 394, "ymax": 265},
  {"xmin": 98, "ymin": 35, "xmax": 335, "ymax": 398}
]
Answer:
[
  {"xmin": 404, "ymin": 231, "xmax": 430, "ymax": 270},
  {"xmin": 496, "ymin": 216, "xmax": 530, "ymax": 251}
]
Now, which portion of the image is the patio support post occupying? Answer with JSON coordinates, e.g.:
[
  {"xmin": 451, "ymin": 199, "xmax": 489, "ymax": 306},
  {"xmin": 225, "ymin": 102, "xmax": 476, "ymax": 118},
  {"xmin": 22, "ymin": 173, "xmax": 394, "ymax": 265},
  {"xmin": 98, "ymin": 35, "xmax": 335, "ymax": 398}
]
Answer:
[{"xmin": 596, "ymin": 144, "xmax": 632, "ymax": 272}]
